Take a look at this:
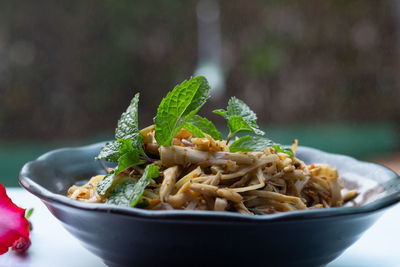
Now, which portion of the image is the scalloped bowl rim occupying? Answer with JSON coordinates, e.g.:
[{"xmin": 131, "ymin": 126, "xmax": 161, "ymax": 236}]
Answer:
[{"xmin": 18, "ymin": 142, "xmax": 400, "ymax": 223}]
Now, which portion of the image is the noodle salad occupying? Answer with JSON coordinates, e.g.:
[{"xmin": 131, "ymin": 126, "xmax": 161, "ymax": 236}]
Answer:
[{"xmin": 68, "ymin": 76, "xmax": 358, "ymax": 215}]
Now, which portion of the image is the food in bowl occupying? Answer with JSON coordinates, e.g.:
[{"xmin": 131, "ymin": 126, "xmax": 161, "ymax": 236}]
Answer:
[{"xmin": 67, "ymin": 76, "xmax": 358, "ymax": 214}]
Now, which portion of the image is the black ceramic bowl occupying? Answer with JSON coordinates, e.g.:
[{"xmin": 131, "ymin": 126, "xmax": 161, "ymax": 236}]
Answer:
[{"xmin": 19, "ymin": 143, "xmax": 400, "ymax": 267}]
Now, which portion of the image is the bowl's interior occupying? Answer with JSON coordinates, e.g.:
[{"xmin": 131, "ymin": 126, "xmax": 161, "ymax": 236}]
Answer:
[{"xmin": 19, "ymin": 142, "xmax": 400, "ymax": 219}]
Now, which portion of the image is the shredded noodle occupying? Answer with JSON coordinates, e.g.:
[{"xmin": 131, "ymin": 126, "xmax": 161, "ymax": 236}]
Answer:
[{"xmin": 67, "ymin": 128, "xmax": 353, "ymax": 215}]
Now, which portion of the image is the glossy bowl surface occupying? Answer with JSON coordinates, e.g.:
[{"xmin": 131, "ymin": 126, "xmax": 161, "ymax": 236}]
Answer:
[{"xmin": 19, "ymin": 143, "xmax": 400, "ymax": 266}]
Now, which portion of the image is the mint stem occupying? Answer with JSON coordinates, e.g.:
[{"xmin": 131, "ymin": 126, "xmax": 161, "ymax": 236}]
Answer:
[
  {"xmin": 226, "ymin": 132, "xmax": 233, "ymax": 145},
  {"xmin": 142, "ymin": 156, "xmax": 158, "ymax": 163},
  {"xmin": 98, "ymin": 160, "xmax": 110, "ymax": 173}
]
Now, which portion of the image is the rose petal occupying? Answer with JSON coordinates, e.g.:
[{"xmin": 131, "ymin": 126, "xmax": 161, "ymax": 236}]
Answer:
[
  {"xmin": 0, "ymin": 184, "xmax": 30, "ymax": 254},
  {"xmin": 12, "ymin": 236, "xmax": 31, "ymax": 253}
]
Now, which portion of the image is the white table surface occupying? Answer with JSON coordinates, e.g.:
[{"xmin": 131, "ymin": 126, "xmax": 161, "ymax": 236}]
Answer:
[{"xmin": 1, "ymin": 188, "xmax": 399, "ymax": 267}]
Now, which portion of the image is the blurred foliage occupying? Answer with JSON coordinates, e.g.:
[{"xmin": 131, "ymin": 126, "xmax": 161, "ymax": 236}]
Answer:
[{"xmin": 0, "ymin": 0, "xmax": 399, "ymax": 141}]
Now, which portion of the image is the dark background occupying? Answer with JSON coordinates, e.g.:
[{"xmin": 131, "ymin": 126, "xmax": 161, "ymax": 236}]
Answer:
[{"xmin": 1, "ymin": 1, "xmax": 399, "ymax": 186}]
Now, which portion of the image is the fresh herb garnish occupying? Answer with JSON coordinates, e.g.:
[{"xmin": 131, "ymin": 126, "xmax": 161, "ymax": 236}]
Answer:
[
  {"xmin": 272, "ymin": 145, "xmax": 294, "ymax": 157},
  {"xmin": 106, "ymin": 180, "xmax": 135, "ymax": 206},
  {"xmin": 106, "ymin": 164, "xmax": 160, "ymax": 207},
  {"xmin": 96, "ymin": 93, "xmax": 145, "ymax": 175},
  {"xmin": 96, "ymin": 93, "xmax": 146, "ymax": 195},
  {"xmin": 130, "ymin": 164, "xmax": 160, "ymax": 207},
  {"xmin": 154, "ymin": 76, "xmax": 211, "ymax": 146},
  {"xmin": 95, "ymin": 76, "xmax": 297, "ymax": 206},
  {"xmin": 213, "ymin": 97, "xmax": 265, "ymax": 143},
  {"xmin": 229, "ymin": 136, "xmax": 274, "ymax": 152},
  {"xmin": 181, "ymin": 122, "xmax": 206, "ymax": 138},
  {"xmin": 114, "ymin": 138, "xmax": 146, "ymax": 175},
  {"xmin": 229, "ymin": 135, "xmax": 294, "ymax": 157},
  {"xmin": 97, "ymin": 172, "xmax": 115, "ymax": 197},
  {"xmin": 96, "ymin": 140, "xmax": 121, "ymax": 162},
  {"xmin": 187, "ymin": 115, "xmax": 222, "ymax": 140},
  {"xmin": 115, "ymin": 92, "xmax": 140, "ymax": 140}
]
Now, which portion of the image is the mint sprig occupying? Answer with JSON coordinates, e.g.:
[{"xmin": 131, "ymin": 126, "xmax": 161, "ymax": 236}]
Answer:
[
  {"xmin": 115, "ymin": 92, "xmax": 140, "ymax": 140},
  {"xmin": 187, "ymin": 115, "xmax": 222, "ymax": 140},
  {"xmin": 154, "ymin": 76, "xmax": 211, "ymax": 146},
  {"xmin": 214, "ymin": 97, "xmax": 265, "ymax": 143},
  {"xmin": 96, "ymin": 93, "xmax": 145, "ymax": 173},
  {"xmin": 97, "ymin": 172, "xmax": 116, "ymax": 196},
  {"xmin": 130, "ymin": 164, "xmax": 160, "ymax": 207},
  {"xmin": 229, "ymin": 135, "xmax": 274, "ymax": 152},
  {"xmin": 182, "ymin": 122, "xmax": 206, "ymax": 138},
  {"xmin": 96, "ymin": 140, "xmax": 120, "ymax": 162},
  {"xmin": 96, "ymin": 93, "xmax": 147, "ymax": 195},
  {"xmin": 106, "ymin": 164, "xmax": 160, "ymax": 207},
  {"xmin": 115, "ymin": 137, "xmax": 146, "ymax": 174},
  {"xmin": 106, "ymin": 180, "xmax": 135, "ymax": 206},
  {"xmin": 229, "ymin": 135, "xmax": 293, "ymax": 157},
  {"xmin": 272, "ymin": 145, "xmax": 294, "ymax": 157}
]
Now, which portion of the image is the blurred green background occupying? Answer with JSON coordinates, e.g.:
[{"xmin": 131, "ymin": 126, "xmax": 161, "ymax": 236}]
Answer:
[{"xmin": 1, "ymin": 1, "xmax": 399, "ymax": 186}]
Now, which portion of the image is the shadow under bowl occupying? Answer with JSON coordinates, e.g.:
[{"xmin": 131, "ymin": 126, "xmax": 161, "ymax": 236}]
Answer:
[{"xmin": 19, "ymin": 143, "xmax": 400, "ymax": 267}]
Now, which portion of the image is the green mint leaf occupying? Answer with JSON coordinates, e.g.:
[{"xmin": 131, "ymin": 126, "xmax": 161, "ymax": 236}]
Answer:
[
  {"xmin": 272, "ymin": 145, "xmax": 294, "ymax": 157},
  {"xmin": 212, "ymin": 109, "xmax": 227, "ymax": 119},
  {"xmin": 95, "ymin": 141, "xmax": 121, "ymax": 162},
  {"xmin": 229, "ymin": 135, "xmax": 274, "ymax": 152},
  {"xmin": 115, "ymin": 93, "xmax": 140, "ymax": 140},
  {"xmin": 154, "ymin": 76, "xmax": 210, "ymax": 146},
  {"xmin": 116, "ymin": 150, "xmax": 140, "ymax": 174},
  {"xmin": 229, "ymin": 135, "xmax": 294, "ymax": 157},
  {"xmin": 106, "ymin": 164, "xmax": 160, "ymax": 207},
  {"xmin": 214, "ymin": 97, "xmax": 264, "ymax": 141},
  {"xmin": 97, "ymin": 172, "xmax": 116, "ymax": 197},
  {"xmin": 184, "ymin": 77, "xmax": 211, "ymax": 118},
  {"xmin": 227, "ymin": 116, "xmax": 254, "ymax": 137},
  {"xmin": 96, "ymin": 93, "xmax": 147, "ymax": 176},
  {"xmin": 182, "ymin": 122, "xmax": 205, "ymax": 138},
  {"xmin": 130, "ymin": 164, "xmax": 160, "ymax": 207},
  {"xmin": 119, "ymin": 136, "xmax": 145, "ymax": 157},
  {"xmin": 96, "ymin": 93, "xmax": 141, "ymax": 161},
  {"xmin": 226, "ymin": 97, "xmax": 264, "ymax": 135},
  {"xmin": 106, "ymin": 181, "xmax": 135, "ymax": 206},
  {"xmin": 227, "ymin": 97, "xmax": 258, "ymax": 124},
  {"xmin": 115, "ymin": 137, "xmax": 145, "ymax": 175},
  {"xmin": 188, "ymin": 115, "xmax": 222, "ymax": 140}
]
